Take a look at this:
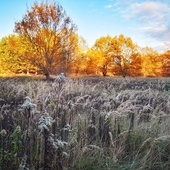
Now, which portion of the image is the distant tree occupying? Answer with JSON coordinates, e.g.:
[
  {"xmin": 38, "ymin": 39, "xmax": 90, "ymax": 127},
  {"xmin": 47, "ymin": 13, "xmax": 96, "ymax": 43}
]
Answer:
[
  {"xmin": 0, "ymin": 37, "xmax": 10, "ymax": 74},
  {"xmin": 85, "ymin": 48, "xmax": 101, "ymax": 75},
  {"xmin": 15, "ymin": 1, "xmax": 76, "ymax": 80},
  {"xmin": 0, "ymin": 35, "xmax": 24, "ymax": 74},
  {"xmin": 71, "ymin": 35, "xmax": 89, "ymax": 75},
  {"xmin": 110, "ymin": 34, "xmax": 136, "ymax": 77},
  {"xmin": 141, "ymin": 47, "xmax": 162, "ymax": 77},
  {"xmin": 128, "ymin": 47, "xmax": 143, "ymax": 76},
  {"xmin": 0, "ymin": 35, "xmax": 38, "ymax": 75},
  {"xmin": 160, "ymin": 50, "xmax": 170, "ymax": 76},
  {"xmin": 83, "ymin": 34, "xmax": 137, "ymax": 77},
  {"xmin": 89, "ymin": 36, "xmax": 113, "ymax": 76}
]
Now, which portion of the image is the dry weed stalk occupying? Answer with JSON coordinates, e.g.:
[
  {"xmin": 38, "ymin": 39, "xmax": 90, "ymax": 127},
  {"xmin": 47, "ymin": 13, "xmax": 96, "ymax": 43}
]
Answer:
[{"xmin": 0, "ymin": 77, "xmax": 170, "ymax": 169}]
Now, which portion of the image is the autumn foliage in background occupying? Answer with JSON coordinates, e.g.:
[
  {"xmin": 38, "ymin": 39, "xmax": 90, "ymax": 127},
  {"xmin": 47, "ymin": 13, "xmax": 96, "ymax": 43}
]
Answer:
[{"xmin": 0, "ymin": 1, "xmax": 169, "ymax": 78}]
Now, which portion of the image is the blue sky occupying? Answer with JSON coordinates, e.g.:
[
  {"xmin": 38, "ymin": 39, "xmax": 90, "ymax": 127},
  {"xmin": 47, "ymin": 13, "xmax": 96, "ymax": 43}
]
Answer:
[{"xmin": 0, "ymin": 0, "xmax": 170, "ymax": 51}]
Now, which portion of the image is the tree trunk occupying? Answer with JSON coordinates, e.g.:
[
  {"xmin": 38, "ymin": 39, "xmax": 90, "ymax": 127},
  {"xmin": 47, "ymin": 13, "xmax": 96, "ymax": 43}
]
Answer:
[
  {"xmin": 102, "ymin": 66, "xmax": 107, "ymax": 76},
  {"xmin": 102, "ymin": 71, "xmax": 107, "ymax": 76},
  {"xmin": 44, "ymin": 71, "xmax": 50, "ymax": 81}
]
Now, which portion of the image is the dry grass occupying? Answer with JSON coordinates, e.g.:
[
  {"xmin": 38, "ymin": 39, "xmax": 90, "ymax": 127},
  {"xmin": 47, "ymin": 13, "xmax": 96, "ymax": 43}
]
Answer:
[{"xmin": 0, "ymin": 76, "xmax": 170, "ymax": 169}]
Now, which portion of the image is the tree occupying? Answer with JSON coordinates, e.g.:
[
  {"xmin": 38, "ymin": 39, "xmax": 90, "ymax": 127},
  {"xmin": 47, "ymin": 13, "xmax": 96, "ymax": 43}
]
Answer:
[
  {"xmin": 15, "ymin": 1, "xmax": 76, "ymax": 79},
  {"xmin": 128, "ymin": 46, "xmax": 143, "ymax": 76},
  {"xmin": 141, "ymin": 47, "xmax": 162, "ymax": 77},
  {"xmin": 89, "ymin": 36, "xmax": 113, "ymax": 76},
  {"xmin": 71, "ymin": 35, "xmax": 89, "ymax": 75},
  {"xmin": 0, "ymin": 35, "xmax": 24, "ymax": 74},
  {"xmin": 128, "ymin": 52, "xmax": 143, "ymax": 76},
  {"xmin": 160, "ymin": 50, "xmax": 170, "ymax": 77},
  {"xmin": 0, "ymin": 35, "xmax": 39, "ymax": 75},
  {"xmin": 110, "ymin": 34, "xmax": 136, "ymax": 77},
  {"xmin": 0, "ymin": 37, "xmax": 10, "ymax": 74}
]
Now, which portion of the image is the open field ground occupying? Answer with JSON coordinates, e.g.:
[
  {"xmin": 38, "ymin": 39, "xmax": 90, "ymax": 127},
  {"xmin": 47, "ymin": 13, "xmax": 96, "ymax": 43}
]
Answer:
[{"xmin": 0, "ymin": 76, "xmax": 170, "ymax": 170}]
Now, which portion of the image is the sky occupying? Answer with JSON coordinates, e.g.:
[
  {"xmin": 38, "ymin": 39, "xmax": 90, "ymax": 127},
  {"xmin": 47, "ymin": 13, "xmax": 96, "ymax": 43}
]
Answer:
[{"xmin": 0, "ymin": 0, "xmax": 170, "ymax": 51}]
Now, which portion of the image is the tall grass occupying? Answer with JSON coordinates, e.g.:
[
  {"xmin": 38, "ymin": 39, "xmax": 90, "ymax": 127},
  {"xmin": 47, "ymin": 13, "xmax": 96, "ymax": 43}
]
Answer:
[{"xmin": 0, "ymin": 76, "xmax": 170, "ymax": 169}]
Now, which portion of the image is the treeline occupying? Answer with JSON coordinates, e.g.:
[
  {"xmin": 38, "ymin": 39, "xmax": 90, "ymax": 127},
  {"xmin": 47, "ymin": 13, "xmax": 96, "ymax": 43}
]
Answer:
[
  {"xmin": 73, "ymin": 35, "xmax": 170, "ymax": 77},
  {"xmin": 0, "ymin": 1, "xmax": 169, "ymax": 78}
]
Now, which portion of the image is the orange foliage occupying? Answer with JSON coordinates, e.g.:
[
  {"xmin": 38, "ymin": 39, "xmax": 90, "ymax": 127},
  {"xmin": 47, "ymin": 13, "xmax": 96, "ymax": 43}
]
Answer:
[
  {"xmin": 160, "ymin": 51, "xmax": 170, "ymax": 76},
  {"xmin": 0, "ymin": 0, "xmax": 169, "ymax": 78},
  {"xmin": 141, "ymin": 47, "xmax": 162, "ymax": 77},
  {"xmin": 15, "ymin": 1, "xmax": 76, "ymax": 79}
]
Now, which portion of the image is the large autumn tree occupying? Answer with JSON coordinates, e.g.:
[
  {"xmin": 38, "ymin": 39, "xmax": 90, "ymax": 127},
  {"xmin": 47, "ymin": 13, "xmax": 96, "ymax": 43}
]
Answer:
[
  {"xmin": 15, "ymin": 1, "xmax": 76, "ymax": 79},
  {"xmin": 91, "ymin": 36, "xmax": 113, "ymax": 76}
]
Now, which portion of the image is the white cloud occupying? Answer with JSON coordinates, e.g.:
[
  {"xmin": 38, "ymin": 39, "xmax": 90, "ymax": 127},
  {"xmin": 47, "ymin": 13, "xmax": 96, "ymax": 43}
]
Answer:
[
  {"xmin": 120, "ymin": 1, "xmax": 170, "ymax": 45},
  {"xmin": 104, "ymin": 4, "xmax": 113, "ymax": 9},
  {"xmin": 127, "ymin": 1, "xmax": 170, "ymax": 23},
  {"xmin": 103, "ymin": 0, "xmax": 170, "ymax": 49},
  {"xmin": 137, "ymin": 25, "xmax": 170, "ymax": 40}
]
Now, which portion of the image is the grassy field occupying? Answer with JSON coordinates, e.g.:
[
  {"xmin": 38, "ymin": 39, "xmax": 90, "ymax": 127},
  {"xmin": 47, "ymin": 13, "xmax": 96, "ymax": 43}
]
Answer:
[{"xmin": 0, "ymin": 76, "xmax": 170, "ymax": 170}]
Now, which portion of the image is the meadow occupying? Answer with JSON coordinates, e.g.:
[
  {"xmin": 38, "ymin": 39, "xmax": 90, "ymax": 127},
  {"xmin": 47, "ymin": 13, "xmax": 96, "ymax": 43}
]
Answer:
[{"xmin": 0, "ymin": 75, "xmax": 170, "ymax": 170}]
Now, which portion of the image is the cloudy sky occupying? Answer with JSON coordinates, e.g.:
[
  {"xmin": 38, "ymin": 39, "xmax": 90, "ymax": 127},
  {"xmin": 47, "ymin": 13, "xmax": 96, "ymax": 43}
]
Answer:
[{"xmin": 0, "ymin": 0, "xmax": 170, "ymax": 51}]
